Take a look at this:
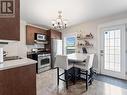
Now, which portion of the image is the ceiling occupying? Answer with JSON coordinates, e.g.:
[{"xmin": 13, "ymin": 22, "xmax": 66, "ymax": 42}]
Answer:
[{"xmin": 21, "ymin": 0, "xmax": 127, "ymax": 28}]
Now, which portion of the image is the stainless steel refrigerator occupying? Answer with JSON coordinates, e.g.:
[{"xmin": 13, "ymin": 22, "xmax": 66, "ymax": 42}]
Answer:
[{"xmin": 51, "ymin": 39, "xmax": 62, "ymax": 68}]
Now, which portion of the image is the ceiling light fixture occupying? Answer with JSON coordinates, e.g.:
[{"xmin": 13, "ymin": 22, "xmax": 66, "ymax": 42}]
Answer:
[{"xmin": 52, "ymin": 11, "xmax": 68, "ymax": 30}]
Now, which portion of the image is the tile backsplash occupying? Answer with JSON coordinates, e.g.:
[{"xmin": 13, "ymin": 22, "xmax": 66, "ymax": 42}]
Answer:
[
  {"xmin": 0, "ymin": 42, "xmax": 45, "ymax": 57},
  {"xmin": 0, "ymin": 42, "xmax": 27, "ymax": 57}
]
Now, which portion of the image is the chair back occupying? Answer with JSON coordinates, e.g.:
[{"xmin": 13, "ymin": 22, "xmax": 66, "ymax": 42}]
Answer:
[
  {"xmin": 85, "ymin": 54, "xmax": 95, "ymax": 70},
  {"xmin": 55, "ymin": 55, "xmax": 68, "ymax": 70}
]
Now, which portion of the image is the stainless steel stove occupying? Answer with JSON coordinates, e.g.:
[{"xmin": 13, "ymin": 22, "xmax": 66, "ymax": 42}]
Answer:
[{"xmin": 37, "ymin": 53, "xmax": 51, "ymax": 73}]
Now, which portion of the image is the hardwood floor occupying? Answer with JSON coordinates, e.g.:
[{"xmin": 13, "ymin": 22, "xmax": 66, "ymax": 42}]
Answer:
[{"xmin": 37, "ymin": 69, "xmax": 127, "ymax": 95}]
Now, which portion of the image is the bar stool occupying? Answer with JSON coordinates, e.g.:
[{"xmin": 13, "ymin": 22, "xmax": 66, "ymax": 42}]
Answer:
[
  {"xmin": 55, "ymin": 55, "xmax": 74, "ymax": 89},
  {"xmin": 74, "ymin": 54, "xmax": 95, "ymax": 90}
]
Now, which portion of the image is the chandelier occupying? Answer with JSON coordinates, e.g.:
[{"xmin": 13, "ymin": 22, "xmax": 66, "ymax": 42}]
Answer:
[{"xmin": 52, "ymin": 11, "xmax": 68, "ymax": 30}]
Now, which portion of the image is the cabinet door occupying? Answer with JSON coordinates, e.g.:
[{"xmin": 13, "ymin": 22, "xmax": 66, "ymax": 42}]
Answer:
[
  {"xmin": 51, "ymin": 30, "xmax": 61, "ymax": 39},
  {"xmin": 26, "ymin": 25, "xmax": 47, "ymax": 45},
  {"xmin": 0, "ymin": 64, "xmax": 36, "ymax": 95},
  {"xmin": 0, "ymin": 0, "xmax": 20, "ymax": 41}
]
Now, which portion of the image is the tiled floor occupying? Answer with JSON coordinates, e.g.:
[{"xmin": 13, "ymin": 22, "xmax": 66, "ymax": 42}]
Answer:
[
  {"xmin": 95, "ymin": 74, "xmax": 127, "ymax": 89},
  {"xmin": 37, "ymin": 69, "xmax": 127, "ymax": 95}
]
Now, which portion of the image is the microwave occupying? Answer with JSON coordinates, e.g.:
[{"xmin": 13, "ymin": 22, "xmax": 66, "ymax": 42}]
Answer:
[{"xmin": 34, "ymin": 33, "xmax": 47, "ymax": 41}]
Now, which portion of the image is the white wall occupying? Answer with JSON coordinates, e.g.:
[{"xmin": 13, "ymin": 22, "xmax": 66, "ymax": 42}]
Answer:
[{"xmin": 62, "ymin": 12, "xmax": 127, "ymax": 73}]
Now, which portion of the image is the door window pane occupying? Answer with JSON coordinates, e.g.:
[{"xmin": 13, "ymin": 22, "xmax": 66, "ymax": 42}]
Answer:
[
  {"xmin": 105, "ymin": 54, "xmax": 109, "ymax": 62},
  {"xmin": 110, "ymin": 49, "xmax": 114, "ymax": 55},
  {"xmin": 105, "ymin": 40, "xmax": 110, "ymax": 46},
  {"xmin": 115, "ymin": 49, "xmax": 120, "ymax": 55},
  {"xmin": 110, "ymin": 55, "xmax": 115, "ymax": 63},
  {"xmin": 115, "ymin": 30, "xmax": 120, "ymax": 38},
  {"xmin": 110, "ymin": 47, "xmax": 115, "ymax": 50},
  {"xmin": 115, "ymin": 63, "xmax": 120, "ymax": 72},
  {"xmin": 115, "ymin": 39, "xmax": 120, "ymax": 46},
  {"xmin": 110, "ymin": 63, "xmax": 115, "ymax": 71},
  {"xmin": 104, "ymin": 29, "xmax": 121, "ymax": 72},
  {"xmin": 115, "ymin": 55, "xmax": 120, "ymax": 63},
  {"xmin": 105, "ymin": 47, "xmax": 110, "ymax": 54},
  {"xmin": 109, "ymin": 31, "xmax": 115, "ymax": 38},
  {"xmin": 110, "ymin": 39, "xmax": 115, "ymax": 46},
  {"xmin": 105, "ymin": 62, "xmax": 110, "ymax": 70}
]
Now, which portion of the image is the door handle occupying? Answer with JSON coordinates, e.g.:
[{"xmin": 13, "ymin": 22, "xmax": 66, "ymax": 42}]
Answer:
[
  {"xmin": 100, "ymin": 50, "xmax": 104, "ymax": 56},
  {"xmin": 100, "ymin": 50, "xmax": 104, "ymax": 53}
]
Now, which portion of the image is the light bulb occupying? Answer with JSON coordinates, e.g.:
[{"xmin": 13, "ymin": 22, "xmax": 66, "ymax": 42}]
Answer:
[{"xmin": 52, "ymin": 20, "xmax": 56, "ymax": 24}]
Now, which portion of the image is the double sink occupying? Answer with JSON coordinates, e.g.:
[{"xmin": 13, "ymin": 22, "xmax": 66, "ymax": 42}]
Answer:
[{"xmin": 4, "ymin": 56, "xmax": 22, "ymax": 61}]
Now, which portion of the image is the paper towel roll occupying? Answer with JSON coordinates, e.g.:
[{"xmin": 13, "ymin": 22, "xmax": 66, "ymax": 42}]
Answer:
[{"xmin": 0, "ymin": 48, "xmax": 3, "ymax": 63}]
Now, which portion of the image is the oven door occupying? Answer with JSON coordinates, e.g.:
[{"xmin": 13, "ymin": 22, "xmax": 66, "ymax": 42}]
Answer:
[{"xmin": 38, "ymin": 56, "xmax": 51, "ymax": 69}]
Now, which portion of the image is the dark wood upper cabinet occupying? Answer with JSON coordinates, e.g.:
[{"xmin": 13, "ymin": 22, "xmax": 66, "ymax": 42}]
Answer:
[
  {"xmin": 0, "ymin": 0, "xmax": 20, "ymax": 41},
  {"xmin": 26, "ymin": 25, "xmax": 47, "ymax": 45},
  {"xmin": 26, "ymin": 25, "xmax": 62, "ymax": 48},
  {"xmin": 48, "ymin": 29, "xmax": 62, "ymax": 39},
  {"xmin": 45, "ymin": 29, "xmax": 62, "ymax": 52}
]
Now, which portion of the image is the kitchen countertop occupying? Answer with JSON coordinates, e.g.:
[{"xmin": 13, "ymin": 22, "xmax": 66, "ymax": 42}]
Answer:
[{"xmin": 0, "ymin": 58, "xmax": 37, "ymax": 71}]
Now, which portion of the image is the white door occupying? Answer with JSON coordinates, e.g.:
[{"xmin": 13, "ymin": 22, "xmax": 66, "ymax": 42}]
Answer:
[{"xmin": 100, "ymin": 25, "xmax": 126, "ymax": 79}]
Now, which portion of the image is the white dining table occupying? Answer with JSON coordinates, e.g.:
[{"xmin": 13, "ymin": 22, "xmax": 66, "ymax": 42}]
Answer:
[{"xmin": 67, "ymin": 53, "xmax": 88, "ymax": 62}]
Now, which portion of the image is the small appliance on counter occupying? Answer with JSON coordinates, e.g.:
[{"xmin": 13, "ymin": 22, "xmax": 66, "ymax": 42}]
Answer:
[{"xmin": 0, "ymin": 48, "xmax": 3, "ymax": 63}]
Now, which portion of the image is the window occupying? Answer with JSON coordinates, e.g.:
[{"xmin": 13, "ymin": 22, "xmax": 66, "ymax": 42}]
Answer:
[{"xmin": 66, "ymin": 36, "xmax": 76, "ymax": 54}]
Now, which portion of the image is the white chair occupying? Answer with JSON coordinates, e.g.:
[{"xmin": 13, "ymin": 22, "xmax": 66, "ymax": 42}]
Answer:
[
  {"xmin": 74, "ymin": 54, "xmax": 95, "ymax": 90},
  {"xmin": 55, "ymin": 55, "xmax": 74, "ymax": 89}
]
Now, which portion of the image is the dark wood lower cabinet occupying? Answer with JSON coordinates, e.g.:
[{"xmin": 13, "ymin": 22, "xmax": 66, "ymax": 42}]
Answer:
[{"xmin": 0, "ymin": 64, "xmax": 36, "ymax": 95}]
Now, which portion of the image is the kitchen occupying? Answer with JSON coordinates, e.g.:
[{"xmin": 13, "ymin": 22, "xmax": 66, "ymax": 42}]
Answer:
[
  {"xmin": 0, "ymin": 0, "xmax": 60, "ymax": 95},
  {"xmin": 26, "ymin": 25, "xmax": 62, "ymax": 73},
  {"xmin": 0, "ymin": 25, "xmax": 63, "ymax": 95},
  {"xmin": 0, "ymin": 0, "xmax": 127, "ymax": 95}
]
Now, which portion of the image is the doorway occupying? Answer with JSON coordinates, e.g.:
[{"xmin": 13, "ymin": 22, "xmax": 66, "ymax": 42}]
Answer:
[{"xmin": 99, "ymin": 25, "xmax": 126, "ymax": 79}]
